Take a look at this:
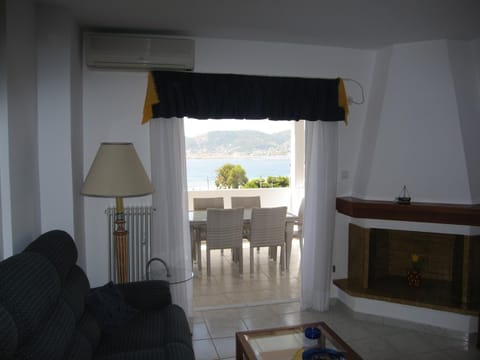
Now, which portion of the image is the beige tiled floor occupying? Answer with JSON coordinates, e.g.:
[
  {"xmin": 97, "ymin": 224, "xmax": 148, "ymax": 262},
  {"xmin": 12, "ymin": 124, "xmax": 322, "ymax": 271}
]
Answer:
[
  {"xmin": 192, "ymin": 300, "xmax": 479, "ymax": 360},
  {"xmin": 191, "ymin": 240, "xmax": 479, "ymax": 360},
  {"xmin": 193, "ymin": 239, "xmax": 302, "ymax": 309}
]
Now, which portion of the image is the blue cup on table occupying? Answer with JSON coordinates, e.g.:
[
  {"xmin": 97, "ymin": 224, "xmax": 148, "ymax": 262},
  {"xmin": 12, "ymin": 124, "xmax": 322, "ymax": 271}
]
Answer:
[{"xmin": 303, "ymin": 327, "xmax": 321, "ymax": 347}]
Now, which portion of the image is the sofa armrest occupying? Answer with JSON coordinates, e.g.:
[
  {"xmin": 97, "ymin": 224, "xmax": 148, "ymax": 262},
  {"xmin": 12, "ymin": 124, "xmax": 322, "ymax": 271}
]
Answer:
[{"xmin": 116, "ymin": 280, "xmax": 172, "ymax": 311}]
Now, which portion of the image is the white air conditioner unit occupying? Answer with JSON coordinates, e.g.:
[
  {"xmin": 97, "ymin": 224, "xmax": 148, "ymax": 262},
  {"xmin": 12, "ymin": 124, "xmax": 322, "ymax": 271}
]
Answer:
[{"xmin": 85, "ymin": 33, "xmax": 194, "ymax": 71}]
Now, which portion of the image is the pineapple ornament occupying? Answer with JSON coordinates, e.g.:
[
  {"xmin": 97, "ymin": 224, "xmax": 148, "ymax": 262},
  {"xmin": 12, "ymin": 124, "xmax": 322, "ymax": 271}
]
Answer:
[{"xmin": 407, "ymin": 254, "xmax": 424, "ymax": 287}]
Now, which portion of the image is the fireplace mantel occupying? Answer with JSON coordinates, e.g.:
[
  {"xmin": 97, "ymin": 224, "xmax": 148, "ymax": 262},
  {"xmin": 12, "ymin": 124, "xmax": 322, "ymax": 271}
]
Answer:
[{"xmin": 336, "ymin": 197, "xmax": 480, "ymax": 226}]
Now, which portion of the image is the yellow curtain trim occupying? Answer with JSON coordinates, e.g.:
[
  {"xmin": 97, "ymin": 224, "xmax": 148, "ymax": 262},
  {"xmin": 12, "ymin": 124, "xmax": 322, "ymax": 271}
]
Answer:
[
  {"xmin": 338, "ymin": 78, "xmax": 349, "ymax": 125},
  {"xmin": 142, "ymin": 72, "xmax": 160, "ymax": 125}
]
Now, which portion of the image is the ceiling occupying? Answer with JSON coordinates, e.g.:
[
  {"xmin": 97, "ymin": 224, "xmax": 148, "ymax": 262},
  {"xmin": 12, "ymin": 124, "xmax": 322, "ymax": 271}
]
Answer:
[{"xmin": 37, "ymin": 0, "xmax": 480, "ymax": 49}]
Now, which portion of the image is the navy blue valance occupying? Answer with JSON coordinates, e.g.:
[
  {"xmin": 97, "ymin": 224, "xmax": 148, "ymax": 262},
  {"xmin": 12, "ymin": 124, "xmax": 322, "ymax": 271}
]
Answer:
[{"xmin": 143, "ymin": 71, "xmax": 348, "ymax": 124}]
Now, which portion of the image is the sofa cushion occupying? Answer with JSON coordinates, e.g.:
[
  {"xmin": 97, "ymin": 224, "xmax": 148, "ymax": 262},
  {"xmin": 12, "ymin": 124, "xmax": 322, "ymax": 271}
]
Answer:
[
  {"xmin": 116, "ymin": 280, "xmax": 171, "ymax": 311},
  {"xmin": 16, "ymin": 300, "xmax": 76, "ymax": 360},
  {"xmin": 94, "ymin": 304, "xmax": 193, "ymax": 358},
  {"xmin": 0, "ymin": 304, "xmax": 17, "ymax": 359},
  {"xmin": 86, "ymin": 282, "xmax": 138, "ymax": 331},
  {"xmin": 63, "ymin": 265, "xmax": 91, "ymax": 321},
  {"xmin": 77, "ymin": 311, "xmax": 102, "ymax": 350},
  {"xmin": 24, "ymin": 230, "xmax": 78, "ymax": 283},
  {"xmin": 0, "ymin": 252, "xmax": 61, "ymax": 346},
  {"xmin": 64, "ymin": 330, "xmax": 94, "ymax": 360}
]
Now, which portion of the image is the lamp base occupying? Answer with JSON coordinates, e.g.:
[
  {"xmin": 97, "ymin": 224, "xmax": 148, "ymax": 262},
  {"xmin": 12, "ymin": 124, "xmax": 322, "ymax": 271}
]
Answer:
[{"xmin": 114, "ymin": 218, "xmax": 129, "ymax": 283}]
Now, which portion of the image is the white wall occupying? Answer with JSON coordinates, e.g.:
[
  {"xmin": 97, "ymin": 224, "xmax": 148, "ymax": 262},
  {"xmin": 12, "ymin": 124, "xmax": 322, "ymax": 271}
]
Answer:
[
  {"xmin": 358, "ymin": 40, "xmax": 472, "ymax": 204},
  {"xmin": 0, "ymin": 0, "xmax": 41, "ymax": 256},
  {"xmin": 447, "ymin": 40, "xmax": 480, "ymax": 204},
  {"xmin": 82, "ymin": 37, "xmax": 374, "ymax": 285},
  {"xmin": 352, "ymin": 46, "xmax": 393, "ymax": 198}
]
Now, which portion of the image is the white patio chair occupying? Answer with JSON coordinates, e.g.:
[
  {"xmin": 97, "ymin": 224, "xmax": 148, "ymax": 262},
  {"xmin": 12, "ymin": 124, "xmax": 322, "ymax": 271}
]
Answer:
[
  {"xmin": 192, "ymin": 197, "xmax": 224, "ymax": 270},
  {"xmin": 231, "ymin": 196, "xmax": 261, "ymax": 209},
  {"xmin": 231, "ymin": 196, "xmax": 261, "ymax": 252},
  {"xmin": 194, "ymin": 197, "xmax": 224, "ymax": 210},
  {"xmin": 249, "ymin": 206, "xmax": 287, "ymax": 274},
  {"xmin": 206, "ymin": 208, "xmax": 244, "ymax": 276}
]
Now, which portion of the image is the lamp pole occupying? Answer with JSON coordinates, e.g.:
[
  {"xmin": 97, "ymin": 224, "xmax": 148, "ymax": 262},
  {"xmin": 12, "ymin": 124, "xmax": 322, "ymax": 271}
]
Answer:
[{"xmin": 114, "ymin": 196, "xmax": 129, "ymax": 283}]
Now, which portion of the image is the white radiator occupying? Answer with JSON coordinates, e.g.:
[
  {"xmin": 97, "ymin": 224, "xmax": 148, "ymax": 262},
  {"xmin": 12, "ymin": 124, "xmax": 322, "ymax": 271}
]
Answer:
[{"xmin": 106, "ymin": 206, "xmax": 154, "ymax": 282}]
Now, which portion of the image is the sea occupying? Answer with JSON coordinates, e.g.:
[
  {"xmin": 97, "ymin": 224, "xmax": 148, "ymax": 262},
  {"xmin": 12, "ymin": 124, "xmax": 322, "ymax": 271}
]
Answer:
[{"xmin": 187, "ymin": 157, "xmax": 290, "ymax": 190}]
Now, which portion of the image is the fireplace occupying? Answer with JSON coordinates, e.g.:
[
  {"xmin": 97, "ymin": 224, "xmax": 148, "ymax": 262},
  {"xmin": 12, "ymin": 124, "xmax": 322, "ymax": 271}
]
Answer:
[{"xmin": 335, "ymin": 197, "xmax": 480, "ymax": 315}]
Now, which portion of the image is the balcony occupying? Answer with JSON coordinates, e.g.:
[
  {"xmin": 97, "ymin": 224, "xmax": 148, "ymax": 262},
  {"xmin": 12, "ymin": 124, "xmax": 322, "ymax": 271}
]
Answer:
[{"xmin": 188, "ymin": 188, "xmax": 303, "ymax": 309}]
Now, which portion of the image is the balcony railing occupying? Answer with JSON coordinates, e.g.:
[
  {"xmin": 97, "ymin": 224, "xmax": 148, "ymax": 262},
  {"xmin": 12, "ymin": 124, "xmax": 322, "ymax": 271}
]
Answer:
[{"xmin": 188, "ymin": 187, "xmax": 295, "ymax": 211}]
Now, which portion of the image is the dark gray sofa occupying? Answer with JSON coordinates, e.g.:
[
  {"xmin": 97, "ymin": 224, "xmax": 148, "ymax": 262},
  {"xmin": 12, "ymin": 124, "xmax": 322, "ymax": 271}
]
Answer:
[{"xmin": 0, "ymin": 230, "xmax": 195, "ymax": 359}]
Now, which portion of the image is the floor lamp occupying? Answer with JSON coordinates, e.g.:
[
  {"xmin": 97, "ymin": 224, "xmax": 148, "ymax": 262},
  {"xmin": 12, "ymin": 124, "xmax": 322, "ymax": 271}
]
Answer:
[{"xmin": 81, "ymin": 142, "xmax": 154, "ymax": 283}]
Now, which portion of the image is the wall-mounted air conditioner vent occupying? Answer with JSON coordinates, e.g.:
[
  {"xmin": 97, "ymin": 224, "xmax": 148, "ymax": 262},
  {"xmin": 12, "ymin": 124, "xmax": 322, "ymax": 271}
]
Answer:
[{"xmin": 85, "ymin": 33, "xmax": 194, "ymax": 71}]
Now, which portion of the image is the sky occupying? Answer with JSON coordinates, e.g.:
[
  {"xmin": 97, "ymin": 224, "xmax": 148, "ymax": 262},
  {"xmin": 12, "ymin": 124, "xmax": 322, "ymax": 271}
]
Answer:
[{"xmin": 184, "ymin": 118, "xmax": 292, "ymax": 137}]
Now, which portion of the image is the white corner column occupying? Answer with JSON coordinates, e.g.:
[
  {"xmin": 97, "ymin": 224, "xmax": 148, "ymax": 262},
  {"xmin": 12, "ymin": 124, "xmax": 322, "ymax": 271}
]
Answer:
[
  {"xmin": 36, "ymin": 4, "xmax": 85, "ymax": 266},
  {"xmin": 1, "ymin": 0, "xmax": 41, "ymax": 256}
]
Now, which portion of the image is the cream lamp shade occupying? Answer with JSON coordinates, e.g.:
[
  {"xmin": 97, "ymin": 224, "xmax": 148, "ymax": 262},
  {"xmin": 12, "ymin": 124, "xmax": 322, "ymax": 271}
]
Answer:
[{"xmin": 81, "ymin": 142, "xmax": 154, "ymax": 197}]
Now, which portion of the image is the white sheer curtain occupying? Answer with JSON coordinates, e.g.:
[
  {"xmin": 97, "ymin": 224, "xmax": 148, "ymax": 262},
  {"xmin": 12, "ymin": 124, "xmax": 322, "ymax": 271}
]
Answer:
[
  {"xmin": 301, "ymin": 120, "xmax": 338, "ymax": 311},
  {"xmin": 149, "ymin": 117, "xmax": 193, "ymax": 317}
]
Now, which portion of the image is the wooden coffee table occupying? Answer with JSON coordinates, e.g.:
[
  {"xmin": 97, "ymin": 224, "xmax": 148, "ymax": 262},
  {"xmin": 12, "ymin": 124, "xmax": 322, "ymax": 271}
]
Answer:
[{"xmin": 236, "ymin": 322, "xmax": 363, "ymax": 360}]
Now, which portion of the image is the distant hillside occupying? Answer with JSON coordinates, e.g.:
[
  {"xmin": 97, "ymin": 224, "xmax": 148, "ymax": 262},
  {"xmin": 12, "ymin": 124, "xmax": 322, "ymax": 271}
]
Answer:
[{"xmin": 186, "ymin": 130, "xmax": 290, "ymax": 158}]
